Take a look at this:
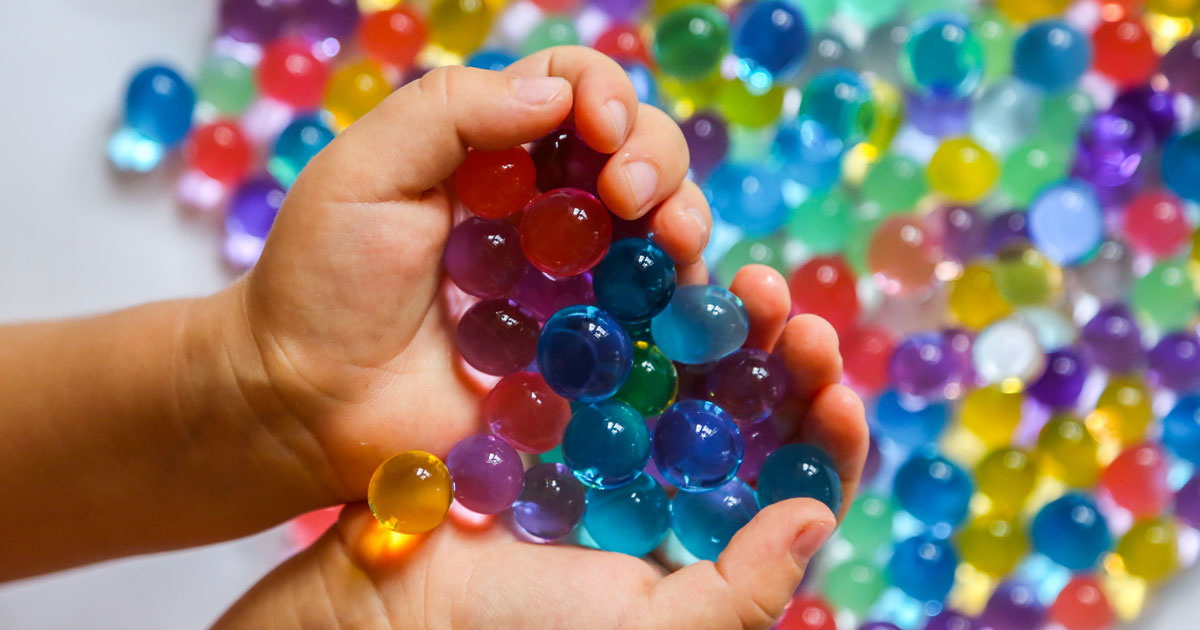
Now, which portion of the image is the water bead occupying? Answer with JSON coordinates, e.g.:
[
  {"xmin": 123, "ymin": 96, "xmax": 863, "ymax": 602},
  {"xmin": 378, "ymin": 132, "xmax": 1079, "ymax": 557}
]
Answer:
[
  {"xmin": 428, "ymin": 0, "xmax": 494, "ymax": 55},
  {"xmin": 1038, "ymin": 413, "xmax": 1101, "ymax": 487},
  {"xmin": 798, "ymin": 69, "xmax": 875, "ymax": 145},
  {"xmin": 359, "ymin": 7, "xmax": 427, "ymax": 69},
  {"xmin": 652, "ymin": 400, "xmax": 744, "ymax": 491},
  {"xmin": 1116, "ymin": 517, "xmax": 1178, "ymax": 582},
  {"xmin": 538, "ymin": 305, "xmax": 633, "ymax": 401},
  {"xmin": 186, "ymin": 121, "xmax": 251, "ymax": 183},
  {"xmin": 959, "ymin": 515, "xmax": 1028, "ymax": 575},
  {"xmin": 464, "ymin": 48, "xmax": 518, "ymax": 71},
  {"xmin": 706, "ymin": 349, "xmax": 787, "ymax": 421},
  {"xmin": 614, "ymin": 342, "xmax": 678, "ymax": 417},
  {"xmin": 522, "ymin": 16, "xmax": 580, "ymax": 56},
  {"xmin": 368, "ymin": 451, "xmax": 453, "ymax": 534},
  {"xmin": 322, "ymin": 60, "xmax": 392, "ymax": 129},
  {"xmin": 999, "ymin": 138, "xmax": 1070, "ymax": 206},
  {"xmin": 931, "ymin": 205, "xmax": 987, "ymax": 263},
  {"xmin": 840, "ymin": 492, "xmax": 895, "ymax": 553},
  {"xmin": 1101, "ymin": 443, "xmax": 1170, "ymax": 517},
  {"xmin": 926, "ymin": 609, "xmax": 980, "ymax": 630},
  {"xmin": 976, "ymin": 447, "xmax": 1037, "ymax": 515},
  {"xmin": 456, "ymin": 299, "xmax": 539, "ymax": 376},
  {"xmin": 257, "ymin": 39, "xmax": 329, "ymax": 109},
  {"xmin": 583, "ymin": 472, "xmax": 670, "ymax": 556},
  {"xmin": 861, "ymin": 154, "xmax": 928, "ymax": 215},
  {"xmin": 796, "ymin": 32, "xmax": 855, "ymax": 85},
  {"xmin": 873, "ymin": 389, "xmax": 949, "ymax": 447},
  {"xmin": 268, "ymin": 115, "xmax": 336, "ymax": 188},
  {"xmin": 670, "ymin": 478, "xmax": 758, "ymax": 561},
  {"xmin": 841, "ymin": 0, "xmax": 903, "ymax": 28},
  {"xmin": 485, "ymin": 371, "xmax": 571, "ymax": 454},
  {"xmin": 974, "ymin": 11, "xmax": 1015, "ymax": 82},
  {"xmin": 651, "ymin": 284, "xmax": 749, "ymax": 364},
  {"xmin": 777, "ymin": 594, "xmax": 837, "ymax": 630},
  {"xmin": 787, "ymin": 191, "xmax": 851, "ymax": 256},
  {"xmin": 986, "ymin": 211, "xmax": 1029, "ymax": 254},
  {"xmin": 1028, "ymin": 180, "xmax": 1104, "ymax": 266},
  {"xmin": 1176, "ymin": 474, "xmax": 1200, "ymax": 529},
  {"xmin": 961, "ymin": 384, "xmax": 1022, "ymax": 446},
  {"xmin": 704, "ymin": 162, "xmax": 787, "ymax": 237},
  {"xmin": 1163, "ymin": 129, "xmax": 1200, "ymax": 203},
  {"xmin": 993, "ymin": 247, "xmax": 1060, "ymax": 306},
  {"xmin": 1149, "ymin": 332, "xmax": 1200, "ymax": 392},
  {"xmin": 1076, "ymin": 241, "xmax": 1134, "ymax": 303},
  {"xmin": 774, "ymin": 118, "xmax": 845, "ymax": 194},
  {"xmin": 1013, "ymin": 19, "xmax": 1091, "ymax": 92},
  {"xmin": 886, "ymin": 534, "xmax": 958, "ymax": 602},
  {"xmin": 842, "ymin": 325, "xmax": 896, "ymax": 393},
  {"xmin": 1092, "ymin": 375, "xmax": 1154, "ymax": 444},
  {"xmin": 623, "ymin": 62, "xmax": 660, "ymax": 107},
  {"xmin": 949, "ymin": 263, "xmax": 1012, "ymax": 329},
  {"xmin": 1111, "ymin": 84, "xmax": 1177, "ymax": 145},
  {"xmin": 731, "ymin": 0, "xmax": 808, "ymax": 82},
  {"xmin": 757, "ymin": 443, "xmax": 842, "ymax": 513},
  {"xmin": 716, "ymin": 235, "xmax": 788, "ymax": 284},
  {"xmin": 824, "ymin": 560, "xmax": 888, "ymax": 614},
  {"xmin": 1050, "ymin": 575, "xmax": 1116, "ymax": 630},
  {"xmin": 219, "ymin": 0, "xmax": 287, "ymax": 43},
  {"xmin": 594, "ymin": 24, "xmax": 652, "ymax": 66},
  {"xmin": 1163, "ymin": 395, "xmax": 1200, "ymax": 465},
  {"xmin": 905, "ymin": 91, "xmax": 971, "ymax": 138},
  {"xmin": 454, "ymin": 147, "xmax": 537, "ymax": 220},
  {"xmin": 513, "ymin": 462, "xmax": 587, "ymax": 539},
  {"xmin": 124, "ymin": 65, "xmax": 196, "ymax": 146},
  {"xmin": 563, "ymin": 400, "xmax": 648, "ymax": 490},
  {"xmin": 592, "ymin": 238, "xmax": 676, "ymax": 323},
  {"xmin": 973, "ymin": 315, "xmax": 1046, "ymax": 386},
  {"xmin": 1026, "ymin": 347, "xmax": 1089, "ymax": 408},
  {"xmin": 1092, "ymin": 16, "xmax": 1157, "ymax": 87},
  {"xmin": 653, "ymin": 4, "xmax": 729, "ymax": 80},
  {"xmin": 789, "ymin": 255, "xmax": 860, "ymax": 334},
  {"xmin": 1073, "ymin": 112, "xmax": 1150, "ymax": 206},
  {"xmin": 1124, "ymin": 190, "xmax": 1189, "ymax": 259},
  {"xmin": 1161, "ymin": 35, "xmax": 1200, "ymax": 98},
  {"xmin": 530, "ymin": 127, "xmax": 608, "ymax": 195},
  {"xmin": 446, "ymin": 434, "xmax": 524, "ymax": 514},
  {"xmin": 894, "ymin": 450, "xmax": 972, "ymax": 529},
  {"xmin": 737, "ymin": 416, "xmax": 780, "ymax": 483},
  {"xmin": 521, "ymin": 189, "xmax": 612, "ymax": 278},
  {"xmin": 902, "ymin": 13, "xmax": 985, "ymax": 98},
  {"xmin": 680, "ymin": 111, "xmax": 728, "ymax": 178},
  {"xmin": 981, "ymin": 582, "xmax": 1046, "ymax": 630},
  {"xmin": 866, "ymin": 80, "xmax": 904, "ymax": 154},
  {"xmin": 889, "ymin": 332, "xmax": 965, "ymax": 399},
  {"xmin": 224, "ymin": 175, "xmax": 286, "ymax": 269},
  {"xmin": 996, "ymin": 0, "xmax": 1070, "ymax": 22},
  {"xmin": 867, "ymin": 216, "xmax": 939, "ymax": 295},
  {"xmin": 929, "ymin": 137, "xmax": 998, "ymax": 204},
  {"xmin": 1031, "ymin": 492, "xmax": 1112, "ymax": 570},
  {"xmin": 863, "ymin": 20, "xmax": 911, "ymax": 86},
  {"xmin": 1039, "ymin": 89, "xmax": 1093, "ymax": 146},
  {"xmin": 197, "ymin": 55, "xmax": 256, "ymax": 116},
  {"xmin": 1131, "ymin": 260, "xmax": 1198, "ymax": 331},
  {"xmin": 293, "ymin": 0, "xmax": 360, "ymax": 41}
]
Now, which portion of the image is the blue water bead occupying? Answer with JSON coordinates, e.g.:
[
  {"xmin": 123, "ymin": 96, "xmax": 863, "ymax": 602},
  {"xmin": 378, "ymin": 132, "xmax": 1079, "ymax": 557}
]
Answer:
[
  {"xmin": 538, "ymin": 305, "xmax": 633, "ymax": 401},
  {"xmin": 651, "ymin": 284, "xmax": 749, "ymax": 364},
  {"xmin": 732, "ymin": 0, "xmax": 808, "ymax": 83},
  {"xmin": 652, "ymin": 400, "xmax": 745, "ymax": 491},
  {"xmin": 1028, "ymin": 179, "xmax": 1103, "ymax": 265},
  {"xmin": 584, "ymin": 472, "xmax": 670, "ymax": 556},
  {"xmin": 465, "ymin": 48, "xmax": 517, "ymax": 71},
  {"xmin": 756, "ymin": 443, "xmax": 842, "ymax": 513},
  {"xmin": 593, "ymin": 238, "xmax": 677, "ymax": 323},
  {"xmin": 562, "ymin": 400, "xmax": 650, "ymax": 488},
  {"xmin": 1163, "ymin": 129, "xmax": 1200, "ymax": 203},
  {"xmin": 887, "ymin": 533, "xmax": 959, "ymax": 602},
  {"xmin": 894, "ymin": 450, "xmax": 972, "ymax": 530},
  {"xmin": 773, "ymin": 116, "xmax": 844, "ymax": 193},
  {"xmin": 269, "ymin": 115, "xmax": 336, "ymax": 188},
  {"xmin": 671, "ymin": 478, "xmax": 759, "ymax": 561},
  {"xmin": 622, "ymin": 62, "xmax": 660, "ymax": 107},
  {"xmin": 1013, "ymin": 20, "xmax": 1091, "ymax": 92},
  {"xmin": 124, "ymin": 64, "xmax": 196, "ymax": 145},
  {"xmin": 798, "ymin": 68, "xmax": 875, "ymax": 145},
  {"xmin": 903, "ymin": 12, "xmax": 985, "ymax": 98},
  {"xmin": 874, "ymin": 389, "xmax": 949, "ymax": 448},
  {"xmin": 1163, "ymin": 395, "xmax": 1200, "ymax": 465},
  {"xmin": 704, "ymin": 162, "xmax": 787, "ymax": 237},
  {"xmin": 1030, "ymin": 492, "xmax": 1112, "ymax": 570}
]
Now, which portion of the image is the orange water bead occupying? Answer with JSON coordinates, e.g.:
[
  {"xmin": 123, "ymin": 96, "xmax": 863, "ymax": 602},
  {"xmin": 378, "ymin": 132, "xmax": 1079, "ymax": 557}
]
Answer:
[
  {"xmin": 359, "ymin": 7, "xmax": 427, "ymax": 70},
  {"xmin": 1100, "ymin": 442, "xmax": 1170, "ymax": 517},
  {"xmin": 867, "ymin": 216, "xmax": 941, "ymax": 295},
  {"xmin": 1050, "ymin": 575, "xmax": 1116, "ymax": 630}
]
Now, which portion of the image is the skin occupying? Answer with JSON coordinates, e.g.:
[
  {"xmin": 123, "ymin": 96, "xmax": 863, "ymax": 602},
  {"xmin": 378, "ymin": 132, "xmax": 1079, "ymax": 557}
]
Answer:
[{"xmin": 0, "ymin": 47, "xmax": 867, "ymax": 629}]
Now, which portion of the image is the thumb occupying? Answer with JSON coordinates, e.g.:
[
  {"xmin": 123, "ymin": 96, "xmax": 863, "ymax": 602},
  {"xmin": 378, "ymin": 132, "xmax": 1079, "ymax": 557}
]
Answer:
[
  {"xmin": 647, "ymin": 499, "xmax": 836, "ymax": 630},
  {"xmin": 305, "ymin": 65, "xmax": 573, "ymax": 199}
]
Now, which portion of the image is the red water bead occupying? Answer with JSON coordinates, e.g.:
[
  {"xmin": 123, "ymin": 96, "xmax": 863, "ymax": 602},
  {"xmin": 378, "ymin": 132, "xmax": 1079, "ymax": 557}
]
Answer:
[
  {"xmin": 186, "ymin": 120, "xmax": 252, "ymax": 183},
  {"xmin": 1050, "ymin": 575, "xmax": 1115, "ymax": 630},
  {"xmin": 485, "ymin": 371, "xmax": 572, "ymax": 453},
  {"xmin": 530, "ymin": 0, "xmax": 580, "ymax": 12},
  {"xmin": 455, "ymin": 147, "xmax": 537, "ymax": 219},
  {"xmin": 842, "ymin": 325, "xmax": 896, "ymax": 393},
  {"xmin": 867, "ymin": 216, "xmax": 940, "ymax": 295},
  {"xmin": 520, "ymin": 188, "xmax": 613, "ymax": 277},
  {"xmin": 1100, "ymin": 442, "xmax": 1170, "ymax": 517},
  {"xmin": 358, "ymin": 7, "xmax": 427, "ymax": 70},
  {"xmin": 1124, "ymin": 189, "xmax": 1190, "ymax": 258},
  {"xmin": 455, "ymin": 299, "xmax": 540, "ymax": 376},
  {"xmin": 594, "ymin": 24, "xmax": 653, "ymax": 67},
  {"xmin": 1092, "ymin": 17, "xmax": 1158, "ymax": 87},
  {"xmin": 258, "ymin": 38, "xmax": 329, "ymax": 108},
  {"xmin": 789, "ymin": 255, "xmax": 860, "ymax": 334},
  {"xmin": 777, "ymin": 594, "xmax": 837, "ymax": 630}
]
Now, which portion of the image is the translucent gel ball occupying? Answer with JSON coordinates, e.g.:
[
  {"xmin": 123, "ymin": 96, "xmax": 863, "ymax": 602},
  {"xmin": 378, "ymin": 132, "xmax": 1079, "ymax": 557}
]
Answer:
[
  {"xmin": 269, "ymin": 115, "xmax": 335, "ymax": 188},
  {"xmin": 1038, "ymin": 413, "xmax": 1100, "ymax": 487},
  {"xmin": 1031, "ymin": 492, "xmax": 1111, "ymax": 570},
  {"xmin": 798, "ymin": 69, "xmax": 875, "ymax": 145},
  {"xmin": 521, "ymin": 189, "xmax": 612, "ymax": 278},
  {"xmin": 736, "ymin": 416, "xmax": 780, "ymax": 483},
  {"xmin": 1028, "ymin": 180, "xmax": 1103, "ymax": 265},
  {"xmin": 1124, "ymin": 190, "xmax": 1189, "ymax": 259},
  {"xmin": 124, "ymin": 65, "xmax": 196, "ymax": 146},
  {"xmin": 893, "ymin": 450, "xmax": 972, "ymax": 529},
  {"xmin": 1163, "ymin": 129, "xmax": 1200, "ymax": 202},
  {"xmin": 867, "ymin": 216, "xmax": 940, "ymax": 295},
  {"xmin": 789, "ymin": 255, "xmax": 860, "ymax": 333},
  {"xmin": 1092, "ymin": 375, "xmax": 1154, "ymax": 444},
  {"xmin": 1162, "ymin": 395, "xmax": 1200, "ymax": 465},
  {"xmin": 446, "ymin": 434, "xmax": 524, "ymax": 514},
  {"xmin": 972, "ymin": 318, "xmax": 1045, "ymax": 386},
  {"xmin": 861, "ymin": 154, "xmax": 928, "ymax": 215},
  {"xmin": 224, "ymin": 175, "xmax": 286, "ymax": 269},
  {"xmin": 960, "ymin": 515, "xmax": 1028, "ymax": 575},
  {"xmin": 652, "ymin": 400, "xmax": 744, "ymax": 491},
  {"xmin": 530, "ymin": 128, "xmax": 608, "ymax": 195},
  {"xmin": 704, "ymin": 162, "xmax": 787, "ymax": 237},
  {"xmin": 654, "ymin": 4, "xmax": 729, "ymax": 80},
  {"xmin": 323, "ymin": 60, "xmax": 391, "ymax": 129},
  {"xmin": 680, "ymin": 111, "xmax": 729, "ymax": 178},
  {"xmin": 513, "ymin": 266, "xmax": 595, "ymax": 323},
  {"xmin": 788, "ymin": 190, "xmax": 852, "ymax": 254},
  {"xmin": 368, "ymin": 451, "xmax": 453, "ymax": 534},
  {"xmin": 1131, "ymin": 260, "xmax": 1198, "ymax": 331},
  {"xmin": 592, "ymin": 238, "xmax": 676, "ymax": 323},
  {"xmin": 1101, "ymin": 443, "xmax": 1170, "ymax": 517},
  {"xmin": 706, "ymin": 348, "xmax": 788, "ymax": 421},
  {"xmin": 197, "ymin": 54, "xmax": 256, "ymax": 116},
  {"xmin": 219, "ymin": 0, "xmax": 287, "ymax": 43},
  {"xmin": 1013, "ymin": 19, "xmax": 1091, "ymax": 91},
  {"xmin": 717, "ymin": 235, "xmax": 788, "ymax": 284},
  {"xmin": 731, "ymin": 0, "xmax": 808, "ymax": 81},
  {"xmin": 757, "ymin": 443, "xmax": 842, "ymax": 513},
  {"xmin": 1025, "ymin": 346, "xmax": 1089, "ymax": 408},
  {"xmin": 841, "ymin": 493, "xmax": 895, "ymax": 554},
  {"xmin": 455, "ymin": 299, "xmax": 539, "ymax": 376},
  {"xmin": 927, "ymin": 137, "xmax": 998, "ymax": 203},
  {"xmin": 774, "ymin": 117, "xmax": 845, "ymax": 193},
  {"xmin": 902, "ymin": 13, "xmax": 985, "ymax": 97},
  {"xmin": 1150, "ymin": 332, "xmax": 1200, "ymax": 392},
  {"xmin": 886, "ymin": 534, "xmax": 958, "ymax": 602},
  {"xmin": 670, "ymin": 478, "xmax": 759, "ymax": 561},
  {"xmin": 1050, "ymin": 575, "xmax": 1115, "ymax": 630},
  {"xmin": 485, "ymin": 371, "xmax": 571, "ymax": 454},
  {"xmin": 949, "ymin": 263, "xmax": 1012, "ymax": 329},
  {"xmin": 874, "ymin": 389, "xmax": 948, "ymax": 447},
  {"xmin": 443, "ymin": 217, "xmax": 528, "ymax": 299},
  {"xmin": 999, "ymin": 138, "xmax": 1070, "ymax": 206},
  {"xmin": 961, "ymin": 384, "xmax": 1022, "ymax": 446},
  {"xmin": 825, "ymin": 559, "xmax": 888, "ymax": 614},
  {"xmin": 889, "ymin": 332, "xmax": 966, "ymax": 399},
  {"xmin": 1162, "ymin": 35, "xmax": 1200, "ymax": 98},
  {"xmin": 583, "ymin": 472, "xmax": 670, "ymax": 556},
  {"xmin": 1116, "ymin": 517, "xmax": 1178, "ymax": 582},
  {"xmin": 651, "ymin": 284, "xmax": 749, "ymax": 364},
  {"xmin": 513, "ymin": 462, "xmax": 586, "ymax": 540},
  {"xmin": 538, "ymin": 305, "xmax": 633, "ymax": 401},
  {"xmin": 562, "ymin": 400, "xmax": 650, "ymax": 488},
  {"xmin": 1176, "ymin": 475, "xmax": 1200, "ymax": 529},
  {"xmin": 521, "ymin": 16, "xmax": 579, "ymax": 56},
  {"xmin": 428, "ymin": 0, "xmax": 494, "ymax": 55},
  {"xmin": 982, "ymin": 582, "xmax": 1046, "ymax": 630},
  {"xmin": 614, "ymin": 341, "xmax": 678, "ymax": 417},
  {"xmin": 976, "ymin": 447, "xmax": 1037, "ymax": 515},
  {"xmin": 974, "ymin": 10, "xmax": 1016, "ymax": 82}
]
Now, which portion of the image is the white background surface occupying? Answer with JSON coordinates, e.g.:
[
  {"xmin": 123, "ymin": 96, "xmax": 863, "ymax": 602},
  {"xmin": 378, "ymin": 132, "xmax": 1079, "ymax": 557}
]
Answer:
[{"xmin": 0, "ymin": 2, "xmax": 1197, "ymax": 628}]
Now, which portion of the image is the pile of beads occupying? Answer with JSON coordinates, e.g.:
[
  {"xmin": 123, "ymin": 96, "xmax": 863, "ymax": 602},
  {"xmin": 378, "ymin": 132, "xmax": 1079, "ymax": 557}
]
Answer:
[{"xmin": 368, "ymin": 130, "xmax": 843, "ymax": 564}]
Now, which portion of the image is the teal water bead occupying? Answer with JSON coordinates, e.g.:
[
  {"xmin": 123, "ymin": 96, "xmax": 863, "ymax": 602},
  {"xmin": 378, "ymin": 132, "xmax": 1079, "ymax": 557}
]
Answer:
[
  {"xmin": 584, "ymin": 472, "xmax": 671, "ymax": 556},
  {"xmin": 655, "ymin": 5, "xmax": 729, "ymax": 80},
  {"xmin": 705, "ymin": 162, "xmax": 788, "ymax": 237},
  {"xmin": 887, "ymin": 534, "xmax": 958, "ymax": 602},
  {"xmin": 903, "ymin": 12, "xmax": 985, "ymax": 98},
  {"xmin": 773, "ymin": 116, "xmax": 845, "ymax": 193},
  {"xmin": 894, "ymin": 449, "xmax": 973, "ymax": 529},
  {"xmin": 651, "ymin": 284, "xmax": 750, "ymax": 364},
  {"xmin": 861, "ymin": 154, "xmax": 929, "ymax": 215},
  {"xmin": 1013, "ymin": 20, "xmax": 1091, "ymax": 92},
  {"xmin": 716, "ymin": 235, "xmax": 787, "ymax": 284},
  {"xmin": 269, "ymin": 115, "xmax": 336, "ymax": 188},
  {"xmin": 757, "ymin": 443, "xmax": 842, "ymax": 513},
  {"xmin": 593, "ymin": 238, "xmax": 676, "ymax": 323},
  {"xmin": 521, "ymin": 16, "xmax": 579, "ymax": 57},
  {"xmin": 198, "ymin": 54, "xmax": 256, "ymax": 115},
  {"xmin": 1163, "ymin": 129, "xmax": 1200, "ymax": 202},
  {"xmin": 671, "ymin": 478, "xmax": 759, "ymax": 561},
  {"xmin": 1039, "ymin": 89, "xmax": 1093, "ymax": 145},
  {"xmin": 789, "ymin": 0, "xmax": 835, "ymax": 30},
  {"xmin": 562, "ymin": 400, "xmax": 650, "ymax": 489},
  {"xmin": 799, "ymin": 69, "xmax": 875, "ymax": 145},
  {"xmin": 840, "ymin": 0, "xmax": 904, "ymax": 29},
  {"xmin": 841, "ymin": 492, "xmax": 896, "ymax": 553},
  {"xmin": 970, "ymin": 79, "xmax": 1040, "ymax": 155},
  {"xmin": 788, "ymin": 189, "xmax": 853, "ymax": 253}
]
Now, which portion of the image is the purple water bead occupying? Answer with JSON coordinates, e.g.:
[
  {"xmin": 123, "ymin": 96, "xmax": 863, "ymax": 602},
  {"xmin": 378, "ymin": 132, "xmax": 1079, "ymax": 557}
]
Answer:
[
  {"xmin": 862, "ymin": 435, "xmax": 881, "ymax": 483},
  {"xmin": 926, "ymin": 608, "xmax": 979, "ymax": 630},
  {"xmin": 1071, "ymin": 111, "xmax": 1150, "ymax": 205},
  {"xmin": 513, "ymin": 462, "xmax": 587, "ymax": 539},
  {"xmin": 1162, "ymin": 35, "xmax": 1200, "ymax": 98},
  {"xmin": 889, "ymin": 332, "xmax": 965, "ymax": 399},
  {"xmin": 981, "ymin": 582, "xmax": 1046, "ymax": 630},
  {"xmin": 224, "ymin": 175, "xmax": 286, "ymax": 269},
  {"xmin": 905, "ymin": 91, "xmax": 971, "ymax": 138},
  {"xmin": 859, "ymin": 623, "xmax": 901, "ymax": 630},
  {"xmin": 530, "ymin": 127, "xmax": 609, "ymax": 195},
  {"xmin": 592, "ymin": 0, "xmax": 646, "ymax": 22},
  {"xmin": 513, "ymin": 266, "xmax": 595, "ymax": 322},
  {"xmin": 219, "ymin": 0, "xmax": 288, "ymax": 44},
  {"xmin": 445, "ymin": 217, "xmax": 528, "ymax": 299},
  {"xmin": 1027, "ymin": 347, "xmax": 1089, "ymax": 408},
  {"xmin": 456, "ymin": 299, "xmax": 540, "ymax": 375},
  {"xmin": 1111, "ymin": 84, "xmax": 1178, "ymax": 144},
  {"xmin": 446, "ymin": 434, "xmax": 524, "ymax": 514},
  {"xmin": 706, "ymin": 349, "xmax": 788, "ymax": 421},
  {"xmin": 293, "ymin": 0, "xmax": 361, "ymax": 42},
  {"xmin": 680, "ymin": 112, "xmax": 729, "ymax": 179},
  {"xmin": 1079, "ymin": 304, "xmax": 1145, "ymax": 372},
  {"xmin": 1150, "ymin": 331, "xmax": 1200, "ymax": 392},
  {"xmin": 737, "ymin": 416, "xmax": 781, "ymax": 483},
  {"xmin": 1175, "ymin": 474, "xmax": 1200, "ymax": 529},
  {"xmin": 987, "ymin": 211, "xmax": 1029, "ymax": 253},
  {"xmin": 933, "ymin": 205, "xmax": 987, "ymax": 262}
]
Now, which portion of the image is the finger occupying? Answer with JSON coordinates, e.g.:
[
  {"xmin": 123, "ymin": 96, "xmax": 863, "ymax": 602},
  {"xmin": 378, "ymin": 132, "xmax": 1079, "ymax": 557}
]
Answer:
[
  {"xmin": 647, "ymin": 179, "xmax": 711, "ymax": 266},
  {"xmin": 598, "ymin": 104, "xmax": 691, "ymax": 220},
  {"xmin": 799, "ymin": 384, "xmax": 868, "ymax": 521},
  {"xmin": 647, "ymin": 499, "xmax": 835, "ymax": 630},
  {"xmin": 778, "ymin": 315, "xmax": 843, "ymax": 411},
  {"xmin": 729, "ymin": 265, "xmax": 791, "ymax": 353},
  {"xmin": 505, "ymin": 45, "xmax": 639, "ymax": 152},
  {"xmin": 308, "ymin": 65, "xmax": 573, "ymax": 198},
  {"xmin": 677, "ymin": 261, "xmax": 709, "ymax": 286}
]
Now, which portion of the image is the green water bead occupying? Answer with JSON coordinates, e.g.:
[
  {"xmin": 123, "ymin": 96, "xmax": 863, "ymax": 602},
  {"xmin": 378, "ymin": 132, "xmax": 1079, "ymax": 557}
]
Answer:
[
  {"xmin": 840, "ymin": 0, "xmax": 904, "ymax": 29},
  {"xmin": 1000, "ymin": 138, "xmax": 1071, "ymax": 206},
  {"xmin": 197, "ymin": 54, "xmax": 256, "ymax": 116},
  {"xmin": 910, "ymin": 0, "xmax": 971, "ymax": 14},
  {"xmin": 840, "ymin": 493, "xmax": 895, "ymax": 553},
  {"xmin": 824, "ymin": 559, "xmax": 888, "ymax": 613},
  {"xmin": 974, "ymin": 11, "xmax": 1016, "ymax": 83},
  {"xmin": 654, "ymin": 5, "xmax": 729, "ymax": 80},
  {"xmin": 994, "ymin": 247, "xmax": 1062, "ymax": 306},
  {"xmin": 614, "ymin": 342, "xmax": 678, "ymax": 417},
  {"xmin": 717, "ymin": 235, "xmax": 788, "ymax": 284},
  {"xmin": 787, "ymin": 0, "xmax": 835, "ymax": 29},
  {"xmin": 861, "ymin": 154, "xmax": 928, "ymax": 215},
  {"xmin": 1039, "ymin": 89, "xmax": 1094, "ymax": 146},
  {"xmin": 845, "ymin": 211, "xmax": 883, "ymax": 275},
  {"xmin": 522, "ymin": 16, "xmax": 579, "ymax": 56},
  {"xmin": 1132, "ymin": 260, "xmax": 1199, "ymax": 331},
  {"xmin": 789, "ymin": 190, "xmax": 853, "ymax": 254},
  {"xmin": 718, "ymin": 80, "xmax": 785, "ymax": 129}
]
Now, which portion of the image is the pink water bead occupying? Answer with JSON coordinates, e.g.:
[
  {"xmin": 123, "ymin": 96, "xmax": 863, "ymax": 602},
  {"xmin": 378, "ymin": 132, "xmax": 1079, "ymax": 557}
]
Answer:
[{"xmin": 1123, "ymin": 190, "xmax": 1190, "ymax": 259}]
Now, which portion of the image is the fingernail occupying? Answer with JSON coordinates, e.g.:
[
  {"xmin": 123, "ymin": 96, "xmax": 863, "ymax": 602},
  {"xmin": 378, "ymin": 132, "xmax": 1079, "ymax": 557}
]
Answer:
[
  {"xmin": 605, "ymin": 99, "xmax": 628, "ymax": 141},
  {"xmin": 512, "ymin": 77, "xmax": 567, "ymax": 105},
  {"xmin": 791, "ymin": 521, "xmax": 834, "ymax": 563},
  {"xmin": 623, "ymin": 160, "xmax": 658, "ymax": 208}
]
